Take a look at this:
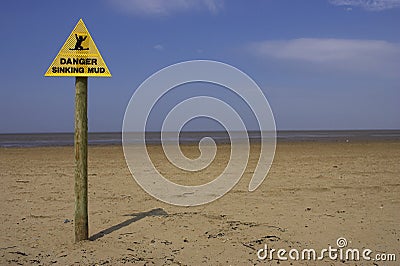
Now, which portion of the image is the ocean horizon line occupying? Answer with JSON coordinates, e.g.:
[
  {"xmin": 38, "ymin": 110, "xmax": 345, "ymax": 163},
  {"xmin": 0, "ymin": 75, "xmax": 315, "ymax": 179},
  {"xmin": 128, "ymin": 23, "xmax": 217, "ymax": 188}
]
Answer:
[
  {"xmin": 1, "ymin": 130, "xmax": 400, "ymax": 148},
  {"xmin": 1, "ymin": 129, "xmax": 400, "ymax": 135}
]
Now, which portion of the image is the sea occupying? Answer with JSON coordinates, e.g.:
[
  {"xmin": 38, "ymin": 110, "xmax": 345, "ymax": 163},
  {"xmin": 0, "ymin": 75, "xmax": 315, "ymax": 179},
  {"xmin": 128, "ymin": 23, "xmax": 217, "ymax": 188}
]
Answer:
[{"xmin": 0, "ymin": 130, "xmax": 400, "ymax": 148}]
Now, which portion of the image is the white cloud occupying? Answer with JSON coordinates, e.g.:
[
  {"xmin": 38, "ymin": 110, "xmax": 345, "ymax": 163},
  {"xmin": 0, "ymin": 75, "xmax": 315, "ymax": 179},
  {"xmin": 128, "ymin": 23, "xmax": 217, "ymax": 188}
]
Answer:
[
  {"xmin": 329, "ymin": 0, "xmax": 400, "ymax": 11},
  {"xmin": 203, "ymin": 0, "xmax": 223, "ymax": 13},
  {"xmin": 153, "ymin": 44, "xmax": 164, "ymax": 51},
  {"xmin": 111, "ymin": 0, "xmax": 224, "ymax": 16},
  {"xmin": 249, "ymin": 38, "xmax": 400, "ymax": 77}
]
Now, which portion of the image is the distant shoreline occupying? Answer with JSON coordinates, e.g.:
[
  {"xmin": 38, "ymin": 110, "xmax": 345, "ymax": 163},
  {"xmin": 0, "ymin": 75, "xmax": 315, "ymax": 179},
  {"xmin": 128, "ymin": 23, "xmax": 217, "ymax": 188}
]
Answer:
[{"xmin": 1, "ymin": 130, "xmax": 400, "ymax": 148}]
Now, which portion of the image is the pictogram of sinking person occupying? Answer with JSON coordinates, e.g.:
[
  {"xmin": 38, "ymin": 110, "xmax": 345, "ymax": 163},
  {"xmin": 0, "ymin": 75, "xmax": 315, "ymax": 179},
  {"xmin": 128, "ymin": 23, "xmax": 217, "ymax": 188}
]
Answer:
[{"xmin": 70, "ymin": 34, "xmax": 89, "ymax": 50}]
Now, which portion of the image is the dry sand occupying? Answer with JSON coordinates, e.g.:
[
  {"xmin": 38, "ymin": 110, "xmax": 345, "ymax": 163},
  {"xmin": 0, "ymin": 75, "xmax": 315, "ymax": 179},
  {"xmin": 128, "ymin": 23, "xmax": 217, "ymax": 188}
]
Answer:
[{"xmin": 1, "ymin": 141, "xmax": 399, "ymax": 265}]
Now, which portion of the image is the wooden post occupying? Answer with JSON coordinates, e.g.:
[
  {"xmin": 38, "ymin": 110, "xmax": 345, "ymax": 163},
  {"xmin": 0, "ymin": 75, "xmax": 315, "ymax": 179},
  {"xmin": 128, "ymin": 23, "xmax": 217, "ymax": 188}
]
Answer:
[{"xmin": 74, "ymin": 77, "xmax": 88, "ymax": 242}]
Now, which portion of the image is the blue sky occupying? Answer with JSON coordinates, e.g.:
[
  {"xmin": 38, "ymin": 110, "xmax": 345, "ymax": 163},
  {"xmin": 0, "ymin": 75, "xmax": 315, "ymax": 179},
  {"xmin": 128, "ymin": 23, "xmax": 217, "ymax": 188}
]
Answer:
[{"xmin": 0, "ymin": 0, "xmax": 399, "ymax": 133}]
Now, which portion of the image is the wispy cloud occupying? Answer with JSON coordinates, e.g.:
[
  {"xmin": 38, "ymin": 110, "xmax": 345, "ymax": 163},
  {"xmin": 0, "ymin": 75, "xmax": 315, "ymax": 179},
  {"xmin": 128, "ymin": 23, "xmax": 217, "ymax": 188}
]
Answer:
[
  {"xmin": 111, "ymin": 0, "xmax": 224, "ymax": 16},
  {"xmin": 153, "ymin": 44, "xmax": 164, "ymax": 51},
  {"xmin": 329, "ymin": 0, "xmax": 400, "ymax": 11},
  {"xmin": 249, "ymin": 38, "xmax": 400, "ymax": 77}
]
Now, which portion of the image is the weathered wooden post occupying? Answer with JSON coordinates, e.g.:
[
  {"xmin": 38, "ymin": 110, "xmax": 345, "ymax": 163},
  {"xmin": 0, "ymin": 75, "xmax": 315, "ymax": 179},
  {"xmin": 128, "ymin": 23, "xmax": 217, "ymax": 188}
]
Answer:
[
  {"xmin": 74, "ymin": 76, "xmax": 88, "ymax": 241},
  {"xmin": 45, "ymin": 19, "xmax": 111, "ymax": 242}
]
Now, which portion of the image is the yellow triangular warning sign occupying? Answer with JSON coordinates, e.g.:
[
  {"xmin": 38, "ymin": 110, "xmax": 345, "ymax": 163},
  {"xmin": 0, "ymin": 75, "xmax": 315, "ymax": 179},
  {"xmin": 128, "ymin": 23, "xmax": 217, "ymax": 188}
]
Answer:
[{"xmin": 45, "ymin": 19, "xmax": 111, "ymax": 77}]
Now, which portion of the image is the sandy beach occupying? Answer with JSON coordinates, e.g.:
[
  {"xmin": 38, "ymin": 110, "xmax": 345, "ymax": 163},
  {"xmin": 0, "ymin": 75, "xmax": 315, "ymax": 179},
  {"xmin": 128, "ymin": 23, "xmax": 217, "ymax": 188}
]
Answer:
[{"xmin": 1, "ymin": 141, "xmax": 399, "ymax": 265}]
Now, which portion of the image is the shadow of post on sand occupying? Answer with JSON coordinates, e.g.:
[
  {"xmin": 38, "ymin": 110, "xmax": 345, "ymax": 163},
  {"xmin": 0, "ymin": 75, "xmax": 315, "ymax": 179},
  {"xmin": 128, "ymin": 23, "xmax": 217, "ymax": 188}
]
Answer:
[{"xmin": 89, "ymin": 208, "xmax": 168, "ymax": 241}]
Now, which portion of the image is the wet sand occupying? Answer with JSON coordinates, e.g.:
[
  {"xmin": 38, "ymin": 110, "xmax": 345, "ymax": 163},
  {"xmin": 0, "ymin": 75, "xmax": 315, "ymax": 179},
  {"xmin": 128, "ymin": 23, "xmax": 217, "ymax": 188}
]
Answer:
[{"xmin": 1, "ymin": 141, "xmax": 399, "ymax": 265}]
